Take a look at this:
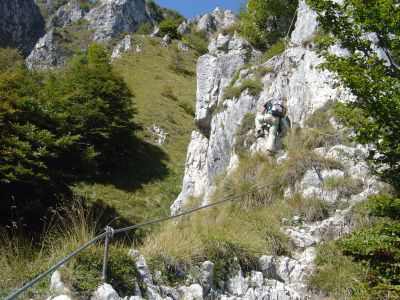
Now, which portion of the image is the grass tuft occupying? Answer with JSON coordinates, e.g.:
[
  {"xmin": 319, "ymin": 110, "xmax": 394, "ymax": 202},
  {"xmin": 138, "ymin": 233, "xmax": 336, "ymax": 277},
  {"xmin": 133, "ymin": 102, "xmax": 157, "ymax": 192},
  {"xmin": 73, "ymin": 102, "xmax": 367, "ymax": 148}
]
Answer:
[
  {"xmin": 0, "ymin": 201, "xmax": 136, "ymax": 298},
  {"xmin": 309, "ymin": 243, "xmax": 370, "ymax": 299},
  {"xmin": 262, "ymin": 39, "xmax": 287, "ymax": 62},
  {"xmin": 224, "ymin": 79, "xmax": 262, "ymax": 100}
]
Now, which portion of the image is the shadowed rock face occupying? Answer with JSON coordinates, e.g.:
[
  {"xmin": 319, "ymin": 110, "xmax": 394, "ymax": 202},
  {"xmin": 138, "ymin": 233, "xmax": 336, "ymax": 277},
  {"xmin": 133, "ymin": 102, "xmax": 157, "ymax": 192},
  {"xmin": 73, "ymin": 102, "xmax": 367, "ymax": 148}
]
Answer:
[{"xmin": 0, "ymin": 0, "xmax": 45, "ymax": 56}]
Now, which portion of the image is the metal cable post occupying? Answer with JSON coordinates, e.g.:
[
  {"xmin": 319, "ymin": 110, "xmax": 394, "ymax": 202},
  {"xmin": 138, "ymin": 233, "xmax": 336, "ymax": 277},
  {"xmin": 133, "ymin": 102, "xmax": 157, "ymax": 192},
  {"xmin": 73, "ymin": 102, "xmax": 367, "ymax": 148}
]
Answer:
[{"xmin": 101, "ymin": 226, "xmax": 114, "ymax": 282}]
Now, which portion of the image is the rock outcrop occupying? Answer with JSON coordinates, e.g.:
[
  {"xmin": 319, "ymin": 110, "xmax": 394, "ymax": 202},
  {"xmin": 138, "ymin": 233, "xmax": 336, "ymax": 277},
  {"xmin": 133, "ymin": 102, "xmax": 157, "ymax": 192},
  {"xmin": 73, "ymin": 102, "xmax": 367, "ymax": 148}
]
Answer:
[
  {"xmin": 26, "ymin": 0, "xmax": 152, "ymax": 70},
  {"xmin": 171, "ymin": 0, "xmax": 354, "ymax": 215},
  {"xmin": 0, "ymin": 0, "xmax": 45, "ymax": 56},
  {"xmin": 166, "ymin": 0, "xmax": 384, "ymax": 298},
  {"xmin": 49, "ymin": 2, "xmax": 85, "ymax": 28},
  {"xmin": 25, "ymin": 30, "xmax": 64, "ymax": 71},
  {"xmin": 85, "ymin": 0, "xmax": 151, "ymax": 43},
  {"xmin": 177, "ymin": 7, "xmax": 238, "ymax": 37}
]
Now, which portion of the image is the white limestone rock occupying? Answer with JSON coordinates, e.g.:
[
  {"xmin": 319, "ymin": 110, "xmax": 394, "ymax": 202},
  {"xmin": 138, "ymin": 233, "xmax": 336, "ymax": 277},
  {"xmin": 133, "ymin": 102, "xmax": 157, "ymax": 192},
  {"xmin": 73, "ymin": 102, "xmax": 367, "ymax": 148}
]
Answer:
[
  {"xmin": 200, "ymin": 261, "xmax": 214, "ymax": 294},
  {"xmin": 197, "ymin": 8, "xmax": 237, "ymax": 36},
  {"xmin": 25, "ymin": 30, "xmax": 64, "ymax": 71},
  {"xmin": 258, "ymin": 255, "xmax": 278, "ymax": 280},
  {"xmin": 178, "ymin": 42, "xmax": 190, "ymax": 51},
  {"xmin": 177, "ymin": 284, "xmax": 204, "ymax": 300},
  {"xmin": 50, "ymin": 3, "xmax": 84, "ymax": 28},
  {"xmin": 91, "ymin": 283, "xmax": 121, "ymax": 300},
  {"xmin": 128, "ymin": 249, "xmax": 162, "ymax": 300},
  {"xmin": 296, "ymin": 168, "xmax": 345, "ymax": 203},
  {"xmin": 85, "ymin": 0, "xmax": 151, "ymax": 43},
  {"xmin": 226, "ymin": 260, "xmax": 249, "ymax": 296},
  {"xmin": 290, "ymin": 0, "xmax": 319, "ymax": 46},
  {"xmin": 249, "ymin": 271, "xmax": 264, "ymax": 289},
  {"xmin": 177, "ymin": 19, "xmax": 196, "ymax": 35},
  {"xmin": 47, "ymin": 296, "xmax": 73, "ymax": 300},
  {"xmin": 111, "ymin": 35, "xmax": 132, "ymax": 59},
  {"xmin": 276, "ymin": 248, "xmax": 316, "ymax": 284},
  {"xmin": 50, "ymin": 270, "xmax": 70, "ymax": 295}
]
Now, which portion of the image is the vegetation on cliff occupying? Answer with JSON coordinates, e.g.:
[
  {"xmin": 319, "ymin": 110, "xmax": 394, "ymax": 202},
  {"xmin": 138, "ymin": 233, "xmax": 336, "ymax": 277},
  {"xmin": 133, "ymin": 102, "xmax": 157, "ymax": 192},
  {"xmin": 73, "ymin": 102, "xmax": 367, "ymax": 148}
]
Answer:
[{"xmin": 307, "ymin": 0, "xmax": 400, "ymax": 297}]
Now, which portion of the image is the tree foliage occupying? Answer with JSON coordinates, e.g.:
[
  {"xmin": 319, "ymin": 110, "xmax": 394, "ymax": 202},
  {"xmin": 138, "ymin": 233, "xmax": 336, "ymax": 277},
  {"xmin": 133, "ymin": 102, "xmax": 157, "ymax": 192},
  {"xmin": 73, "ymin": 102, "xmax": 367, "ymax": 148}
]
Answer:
[
  {"xmin": 307, "ymin": 0, "xmax": 400, "ymax": 190},
  {"xmin": 0, "ymin": 44, "xmax": 137, "ymax": 229},
  {"xmin": 240, "ymin": 0, "xmax": 298, "ymax": 49},
  {"xmin": 158, "ymin": 19, "xmax": 181, "ymax": 39},
  {"xmin": 307, "ymin": 0, "xmax": 400, "ymax": 297}
]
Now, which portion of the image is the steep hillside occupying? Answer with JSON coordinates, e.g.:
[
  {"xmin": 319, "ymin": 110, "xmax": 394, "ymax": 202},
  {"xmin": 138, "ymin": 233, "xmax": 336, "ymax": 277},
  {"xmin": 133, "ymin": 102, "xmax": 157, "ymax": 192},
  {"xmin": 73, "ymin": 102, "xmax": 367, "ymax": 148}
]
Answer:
[{"xmin": 72, "ymin": 35, "xmax": 197, "ymax": 234}]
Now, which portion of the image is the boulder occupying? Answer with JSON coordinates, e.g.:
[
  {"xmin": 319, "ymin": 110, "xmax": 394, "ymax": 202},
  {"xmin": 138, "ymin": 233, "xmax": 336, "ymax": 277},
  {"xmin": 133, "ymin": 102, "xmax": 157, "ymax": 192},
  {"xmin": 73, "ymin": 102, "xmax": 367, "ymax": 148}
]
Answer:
[
  {"xmin": 91, "ymin": 283, "xmax": 120, "ymax": 300},
  {"xmin": 177, "ymin": 284, "xmax": 203, "ymax": 300},
  {"xmin": 200, "ymin": 261, "xmax": 214, "ymax": 295},
  {"xmin": 258, "ymin": 255, "xmax": 278, "ymax": 280},
  {"xmin": 50, "ymin": 270, "xmax": 70, "ymax": 295}
]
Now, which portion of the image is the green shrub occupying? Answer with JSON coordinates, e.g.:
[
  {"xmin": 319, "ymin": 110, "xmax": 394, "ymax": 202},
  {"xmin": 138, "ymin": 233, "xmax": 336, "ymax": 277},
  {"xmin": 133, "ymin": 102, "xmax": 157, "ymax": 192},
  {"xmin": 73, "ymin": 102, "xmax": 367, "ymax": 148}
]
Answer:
[
  {"xmin": 0, "ymin": 44, "xmax": 138, "ymax": 230},
  {"xmin": 182, "ymin": 30, "xmax": 209, "ymax": 56},
  {"xmin": 66, "ymin": 244, "xmax": 138, "ymax": 297},
  {"xmin": 159, "ymin": 19, "xmax": 181, "ymax": 39},
  {"xmin": 338, "ymin": 194, "xmax": 400, "ymax": 298},
  {"xmin": 239, "ymin": 0, "xmax": 298, "ymax": 50},
  {"xmin": 224, "ymin": 79, "xmax": 263, "ymax": 100},
  {"xmin": 311, "ymin": 194, "xmax": 400, "ymax": 299},
  {"xmin": 178, "ymin": 101, "xmax": 195, "ymax": 117}
]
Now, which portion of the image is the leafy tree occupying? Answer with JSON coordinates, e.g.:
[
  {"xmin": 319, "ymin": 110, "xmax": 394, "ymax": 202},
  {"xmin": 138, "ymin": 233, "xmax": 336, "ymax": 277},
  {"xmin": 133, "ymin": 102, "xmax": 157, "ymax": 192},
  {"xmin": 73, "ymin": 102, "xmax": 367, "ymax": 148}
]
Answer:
[
  {"xmin": 49, "ymin": 43, "xmax": 138, "ymax": 169},
  {"xmin": 307, "ymin": 0, "xmax": 400, "ymax": 190},
  {"xmin": 307, "ymin": 0, "xmax": 400, "ymax": 297},
  {"xmin": 0, "ymin": 44, "xmax": 137, "ymax": 230},
  {"xmin": 240, "ymin": 0, "xmax": 298, "ymax": 49}
]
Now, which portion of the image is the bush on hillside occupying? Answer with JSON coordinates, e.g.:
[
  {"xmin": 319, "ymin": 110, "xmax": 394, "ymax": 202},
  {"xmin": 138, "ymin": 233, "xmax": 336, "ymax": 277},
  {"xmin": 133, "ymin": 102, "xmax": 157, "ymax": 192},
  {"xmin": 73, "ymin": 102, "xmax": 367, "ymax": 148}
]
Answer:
[
  {"xmin": 239, "ymin": 0, "xmax": 298, "ymax": 49},
  {"xmin": 0, "ymin": 44, "xmax": 137, "ymax": 231},
  {"xmin": 159, "ymin": 19, "xmax": 181, "ymax": 39}
]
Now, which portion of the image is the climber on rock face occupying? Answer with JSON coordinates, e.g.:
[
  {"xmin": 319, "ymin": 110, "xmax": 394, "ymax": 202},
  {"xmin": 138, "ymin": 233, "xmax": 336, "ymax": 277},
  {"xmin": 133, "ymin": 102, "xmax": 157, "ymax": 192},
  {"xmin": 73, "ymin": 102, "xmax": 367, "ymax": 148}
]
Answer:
[{"xmin": 255, "ymin": 98, "xmax": 290, "ymax": 155}]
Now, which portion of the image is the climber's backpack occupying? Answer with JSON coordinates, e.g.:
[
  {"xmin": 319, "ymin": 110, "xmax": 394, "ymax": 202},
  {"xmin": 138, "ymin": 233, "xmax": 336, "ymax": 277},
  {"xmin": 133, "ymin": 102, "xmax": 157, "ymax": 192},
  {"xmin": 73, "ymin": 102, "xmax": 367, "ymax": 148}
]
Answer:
[{"xmin": 270, "ymin": 100, "xmax": 286, "ymax": 117}]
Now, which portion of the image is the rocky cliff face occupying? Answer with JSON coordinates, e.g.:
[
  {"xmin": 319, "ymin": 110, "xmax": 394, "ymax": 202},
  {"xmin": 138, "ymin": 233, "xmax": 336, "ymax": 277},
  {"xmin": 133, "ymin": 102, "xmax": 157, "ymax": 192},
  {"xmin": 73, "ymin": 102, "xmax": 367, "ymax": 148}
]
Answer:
[
  {"xmin": 171, "ymin": 0, "xmax": 356, "ymax": 215},
  {"xmin": 164, "ymin": 0, "xmax": 383, "ymax": 297},
  {"xmin": 26, "ymin": 0, "xmax": 151, "ymax": 70},
  {"xmin": 177, "ymin": 7, "xmax": 238, "ymax": 37},
  {"xmin": 0, "ymin": 0, "xmax": 45, "ymax": 56}
]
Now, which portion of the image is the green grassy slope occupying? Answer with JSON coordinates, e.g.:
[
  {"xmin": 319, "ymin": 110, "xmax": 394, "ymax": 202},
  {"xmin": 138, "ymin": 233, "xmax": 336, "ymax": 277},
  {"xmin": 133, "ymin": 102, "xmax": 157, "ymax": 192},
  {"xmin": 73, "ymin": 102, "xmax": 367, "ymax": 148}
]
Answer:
[{"xmin": 73, "ymin": 36, "xmax": 197, "ymax": 237}]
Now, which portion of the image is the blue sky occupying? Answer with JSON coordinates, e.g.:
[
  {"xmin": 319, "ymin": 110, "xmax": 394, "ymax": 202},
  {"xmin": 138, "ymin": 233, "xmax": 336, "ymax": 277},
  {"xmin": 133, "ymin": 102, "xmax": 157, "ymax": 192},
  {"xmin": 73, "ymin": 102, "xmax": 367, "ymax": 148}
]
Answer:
[{"xmin": 156, "ymin": 0, "xmax": 245, "ymax": 19}]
